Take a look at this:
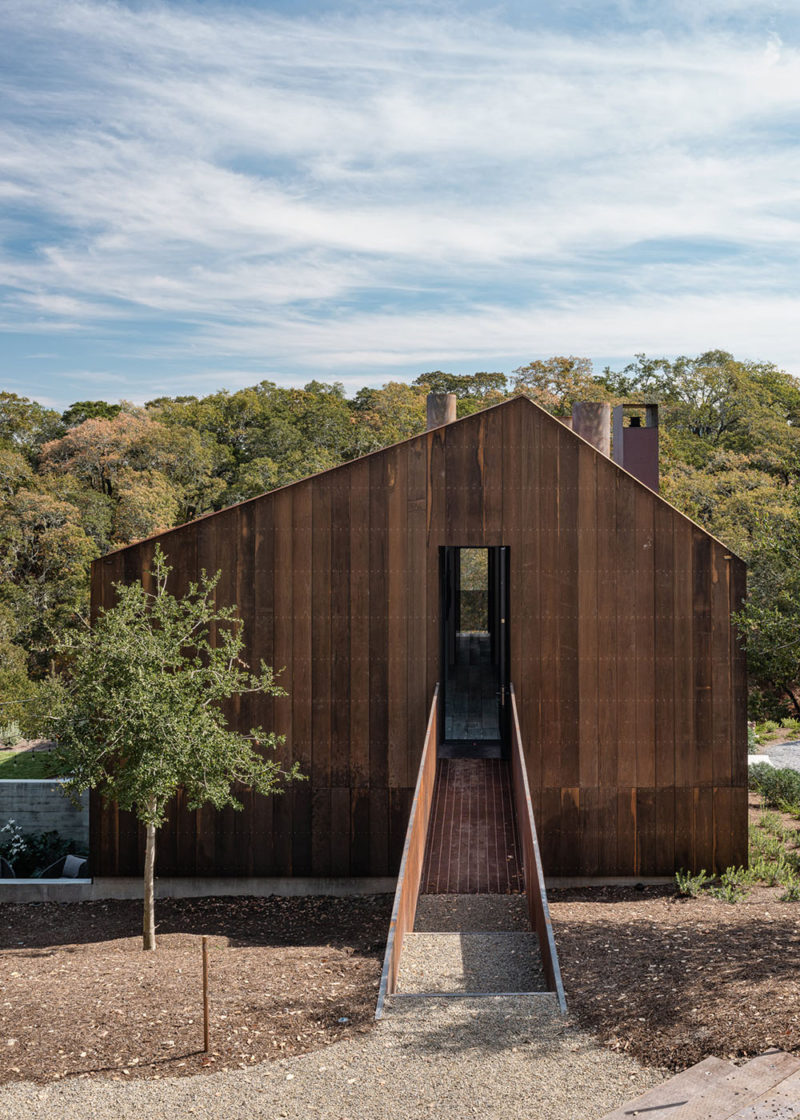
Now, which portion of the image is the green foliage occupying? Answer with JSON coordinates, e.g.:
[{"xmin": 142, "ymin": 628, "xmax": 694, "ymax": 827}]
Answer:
[
  {"xmin": 0, "ymin": 722, "xmax": 22, "ymax": 747},
  {"xmin": 734, "ymin": 495, "xmax": 800, "ymax": 717},
  {"xmin": 748, "ymin": 763, "xmax": 800, "ymax": 814},
  {"xmin": 511, "ymin": 356, "xmax": 607, "ymax": 416},
  {"xmin": 708, "ymin": 866, "xmax": 752, "ymax": 903},
  {"xmin": 0, "ymin": 605, "xmax": 42, "ymax": 734},
  {"xmin": 412, "ymin": 370, "xmax": 508, "ymax": 400},
  {"xmin": 0, "ymin": 487, "xmax": 96, "ymax": 672},
  {"xmin": 50, "ymin": 546, "xmax": 302, "ymax": 829},
  {"xmin": 0, "ymin": 392, "xmax": 64, "ymax": 461},
  {"xmin": 674, "ymin": 868, "xmax": 712, "ymax": 897},
  {"xmin": 61, "ymin": 400, "xmax": 122, "ymax": 428},
  {"xmin": 758, "ymin": 809, "xmax": 785, "ymax": 836},
  {"xmin": 4, "ymin": 350, "xmax": 800, "ymax": 728}
]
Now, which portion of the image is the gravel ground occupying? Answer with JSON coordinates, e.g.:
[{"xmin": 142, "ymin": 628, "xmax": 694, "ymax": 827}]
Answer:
[
  {"xmin": 0, "ymin": 997, "xmax": 662, "ymax": 1120},
  {"xmin": 763, "ymin": 739, "xmax": 800, "ymax": 772},
  {"xmin": 397, "ymin": 932, "xmax": 545, "ymax": 992},
  {"xmin": 414, "ymin": 894, "xmax": 529, "ymax": 931}
]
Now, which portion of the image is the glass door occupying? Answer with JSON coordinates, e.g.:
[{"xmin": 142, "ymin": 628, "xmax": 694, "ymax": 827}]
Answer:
[{"xmin": 439, "ymin": 546, "xmax": 509, "ymax": 758}]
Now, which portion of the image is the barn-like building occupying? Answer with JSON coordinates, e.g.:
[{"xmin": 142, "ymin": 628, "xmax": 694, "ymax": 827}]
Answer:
[{"xmin": 91, "ymin": 393, "xmax": 747, "ymax": 883}]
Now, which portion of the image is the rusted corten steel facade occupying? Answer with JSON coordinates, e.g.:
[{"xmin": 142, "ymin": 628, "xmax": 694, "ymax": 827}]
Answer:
[{"xmin": 90, "ymin": 395, "xmax": 748, "ymax": 879}]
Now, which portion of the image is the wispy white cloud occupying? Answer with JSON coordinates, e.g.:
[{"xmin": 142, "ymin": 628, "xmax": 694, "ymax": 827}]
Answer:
[{"xmin": 1, "ymin": 0, "xmax": 800, "ymax": 399}]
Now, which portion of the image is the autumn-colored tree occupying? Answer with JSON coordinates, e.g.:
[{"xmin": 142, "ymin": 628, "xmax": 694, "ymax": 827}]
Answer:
[
  {"xmin": 351, "ymin": 381, "xmax": 427, "ymax": 455},
  {"xmin": 511, "ymin": 356, "xmax": 610, "ymax": 416},
  {"xmin": 40, "ymin": 412, "xmax": 225, "ymax": 531}
]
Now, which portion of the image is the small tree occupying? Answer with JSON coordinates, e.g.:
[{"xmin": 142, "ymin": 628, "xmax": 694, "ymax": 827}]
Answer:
[
  {"xmin": 736, "ymin": 508, "xmax": 800, "ymax": 720},
  {"xmin": 51, "ymin": 546, "xmax": 301, "ymax": 949}
]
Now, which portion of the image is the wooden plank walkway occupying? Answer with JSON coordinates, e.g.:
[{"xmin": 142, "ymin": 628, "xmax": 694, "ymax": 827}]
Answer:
[
  {"xmin": 420, "ymin": 759, "xmax": 523, "ymax": 894},
  {"xmin": 601, "ymin": 1051, "xmax": 800, "ymax": 1119}
]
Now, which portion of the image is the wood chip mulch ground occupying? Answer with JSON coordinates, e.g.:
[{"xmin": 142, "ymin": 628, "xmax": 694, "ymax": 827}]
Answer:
[
  {"xmin": 3, "ymin": 806, "xmax": 800, "ymax": 1085},
  {"xmin": 549, "ymin": 794, "xmax": 800, "ymax": 1071},
  {"xmin": 550, "ymin": 883, "xmax": 800, "ymax": 1072},
  {"xmin": 0, "ymin": 894, "xmax": 392, "ymax": 1084}
]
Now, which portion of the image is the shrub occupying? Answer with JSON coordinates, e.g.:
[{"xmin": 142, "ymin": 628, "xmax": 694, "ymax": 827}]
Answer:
[
  {"xmin": 756, "ymin": 720, "xmax": 780, "ymax": 737},
  {"xmin": 675, "ymin": 869, "xmax": 712, "ymax": 897},
  {"xmin": 749, "ymin": 764, "xmax": 800, "ymax": 814},
  {"xmin": 709, "ymin": 866, "xmax": 752, "ymax": 903},
  {"xmin": 0, "ymin": 721, "xmax": 22, "ymax": 747}
]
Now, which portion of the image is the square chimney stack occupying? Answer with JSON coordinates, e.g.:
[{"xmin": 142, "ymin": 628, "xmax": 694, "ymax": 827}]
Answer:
[{"xmin": 611, "ymin": 403, "xmax": 659, "ymax": 493}]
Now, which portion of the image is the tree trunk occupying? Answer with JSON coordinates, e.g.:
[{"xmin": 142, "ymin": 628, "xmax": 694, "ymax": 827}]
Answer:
[
  {"xmin": 143, "ymin": 801, "xmax": 157, "ymax": 951},
  {"xmin": 786, "ymin": 687, "xmax": 800, "ymax": 719}
]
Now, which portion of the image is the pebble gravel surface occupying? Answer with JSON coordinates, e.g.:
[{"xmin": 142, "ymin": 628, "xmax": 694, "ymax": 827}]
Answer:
[
  {"xmin": 414, "ymin": 893, "xmax": 530, "ymax": 931},
  {"xmin": 763, "ymin": 739, "xmax": 800, "ymax": 772},
  {"xmin": 397, "ymin": 931, "xmax": 546, "ymax": 991},
  {"xmin": 0, "ymin": 996, "xmax": 662, "ymax": 1120}
]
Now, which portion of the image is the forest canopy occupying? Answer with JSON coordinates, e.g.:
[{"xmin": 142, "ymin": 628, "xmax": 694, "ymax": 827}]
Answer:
[{"xmin": 2, "ymin": 350, "xmax": 800, "ymax": 724}]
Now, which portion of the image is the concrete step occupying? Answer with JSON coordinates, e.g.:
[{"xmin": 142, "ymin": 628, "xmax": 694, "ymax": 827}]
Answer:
[{"xmin": 601, "ymin": 1052, "xmax": 800, "ymax": 1120}]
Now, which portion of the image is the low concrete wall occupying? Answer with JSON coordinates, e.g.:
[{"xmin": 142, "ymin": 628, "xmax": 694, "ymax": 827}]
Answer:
[
  {"xmin": 0, "ymin": 876, "xmax": 396, "ymax": 902},
  {"xmin": 0, "ymin": 780, "xmax": 89, "ymax": 847}
]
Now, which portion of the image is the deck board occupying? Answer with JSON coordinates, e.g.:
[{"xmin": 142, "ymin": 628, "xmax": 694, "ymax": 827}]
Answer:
[{"xmin": 421, "ymin": 759, "xmax": 523, "ymax": 894}]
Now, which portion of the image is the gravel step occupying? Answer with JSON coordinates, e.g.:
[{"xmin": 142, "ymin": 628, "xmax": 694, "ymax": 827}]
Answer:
[
  {"xmin": 397, "ymin": 931, "xmax": 546, "ymax": 993},
  {"xmin": 415, "ymin": 893, "xmax": 530, "ymax": 931}
]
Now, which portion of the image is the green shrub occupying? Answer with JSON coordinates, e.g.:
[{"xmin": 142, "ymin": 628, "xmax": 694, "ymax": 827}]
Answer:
[
  {"xmin": 748, "ymin": 725, "xmax": 760, "ymax": 753},
  {"xmin": 0, "ymin": 721, "xmax": 22, "ymax": 747},
  {"xmin": 756, "ymin": 720, "xmax": 781, "ymax": 737},
  {"xmin": 675, "ymin": 869, "xmax": 712, "ymax": 897},
  {"xmin": 709, "ymin": 866, "xmax": 751, "ymax": 903},
  {"xmin": 757, "ymin": 810, "xmax": 784, "ymax": 836},
  {"xmin": 749, "ymin": 764, "xmax": 800, "ymax": 814},
  {"xmin": 782, "ymin": 718, "xmax": 800, "ymax": 735},
  {"xmin": 750, "ymin": 828, "xmax": 784, "ymax": 861}
]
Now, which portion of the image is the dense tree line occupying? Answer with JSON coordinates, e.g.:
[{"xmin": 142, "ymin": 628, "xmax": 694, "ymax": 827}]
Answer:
[{"xmin": 2, "ymin": 350, "xmax": 799, "ymax": 726}]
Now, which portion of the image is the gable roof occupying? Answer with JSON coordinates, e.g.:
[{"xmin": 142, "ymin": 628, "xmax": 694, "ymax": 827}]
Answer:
[{"xmin": 95, "ymin": 394, "xmax": 745, "ymax": 565}]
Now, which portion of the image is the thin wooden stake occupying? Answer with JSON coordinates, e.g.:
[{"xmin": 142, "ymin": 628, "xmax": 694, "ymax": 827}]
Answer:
[{"xmin": 202, "ymin": 935, "xmax": 209, "ymax": 1053}]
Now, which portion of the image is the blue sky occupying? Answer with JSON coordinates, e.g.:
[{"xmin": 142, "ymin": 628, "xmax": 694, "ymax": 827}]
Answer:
[{"xmin": 2, "ymin": 0, "xmax": 800, "ymax": 409}]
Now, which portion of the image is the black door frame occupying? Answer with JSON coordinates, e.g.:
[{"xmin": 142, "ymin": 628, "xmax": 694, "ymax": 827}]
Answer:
[{"xmin": 438, "ymin": 545, "xmax": 510, "ymax": 757}]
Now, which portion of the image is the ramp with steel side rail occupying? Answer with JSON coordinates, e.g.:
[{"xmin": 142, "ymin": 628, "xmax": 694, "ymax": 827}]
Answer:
[{"xmin": 376, "ymin": 683, "xmax": 566, "ymax": 1017}]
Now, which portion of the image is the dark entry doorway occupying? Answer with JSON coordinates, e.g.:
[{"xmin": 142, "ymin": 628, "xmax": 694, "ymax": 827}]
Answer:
[{"xmin": 439, "ymin": 546, "xmax": 509, "ymax": 758}]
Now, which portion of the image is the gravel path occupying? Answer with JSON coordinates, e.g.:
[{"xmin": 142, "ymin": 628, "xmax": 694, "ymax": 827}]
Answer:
[
  {"xmin": 0, "ymin": 996, "xmax": 662, "ymax": 1120},
  {"xmin": 763, "ymin": 739, "xmax": 800, "ymax": 772},
  {"xmin": 397, "ymin": 931, "xmax": 545, "ymax": 991}
]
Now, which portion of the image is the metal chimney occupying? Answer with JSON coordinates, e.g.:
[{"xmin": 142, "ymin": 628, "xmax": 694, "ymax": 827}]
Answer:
[
  {"xmin": 571, "ymin": 402, "xmax": 611, "ymax": 456},
  {"xmin": 612, "ymin": 403, "xmax": 659, "ymax": 492},
  {"xmin": 426, "ymin": 392, "xmax": 457, "ymax": 430}
]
